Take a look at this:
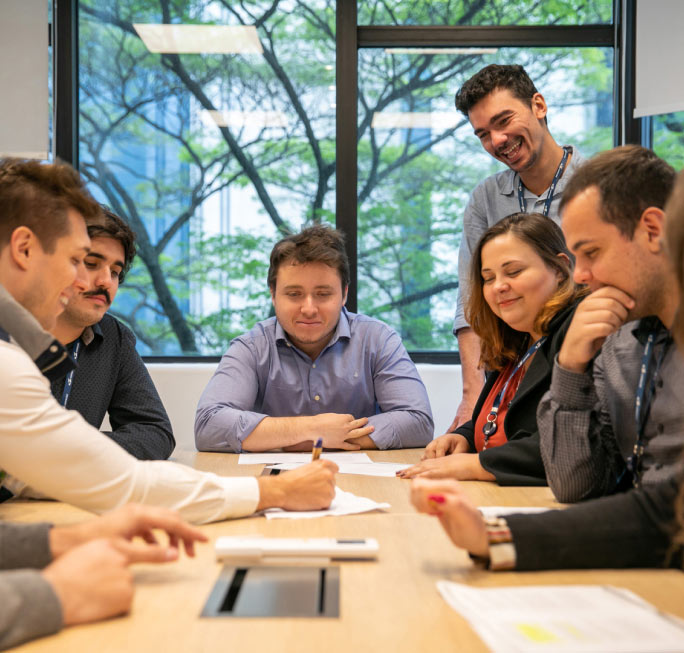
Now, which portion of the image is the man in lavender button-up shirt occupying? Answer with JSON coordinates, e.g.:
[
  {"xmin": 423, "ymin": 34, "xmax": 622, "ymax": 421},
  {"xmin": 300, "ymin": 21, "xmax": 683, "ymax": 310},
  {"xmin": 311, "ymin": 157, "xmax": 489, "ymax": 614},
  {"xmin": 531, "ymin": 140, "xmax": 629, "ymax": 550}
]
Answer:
[{"xmin": 195, "ymin": 225, "xmax": 434, "ymax": 453}]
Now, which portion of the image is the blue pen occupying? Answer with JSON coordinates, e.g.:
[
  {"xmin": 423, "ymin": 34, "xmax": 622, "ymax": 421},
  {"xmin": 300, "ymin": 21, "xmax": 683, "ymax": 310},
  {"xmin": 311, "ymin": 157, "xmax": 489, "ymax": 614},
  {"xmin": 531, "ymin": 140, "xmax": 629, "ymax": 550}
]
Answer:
[{"xmin": 311, "ymin": 437, "xmax": 323, "ymax": 461}]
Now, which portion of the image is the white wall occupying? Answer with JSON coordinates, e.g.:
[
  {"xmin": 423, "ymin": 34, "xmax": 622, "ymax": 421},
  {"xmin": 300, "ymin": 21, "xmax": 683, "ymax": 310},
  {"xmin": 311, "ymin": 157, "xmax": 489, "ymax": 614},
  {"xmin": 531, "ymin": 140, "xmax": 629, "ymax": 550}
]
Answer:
[
  {"xmin": 634, "ymin": 0, "xmax": 684, "ymax": 117},
  {"xmin": 0, "ymin": 0, "xmax": 49, "ymax": 158},
  {"xmin": 143, "ymin": 363, "xmax": 461, "ymax": 451}
]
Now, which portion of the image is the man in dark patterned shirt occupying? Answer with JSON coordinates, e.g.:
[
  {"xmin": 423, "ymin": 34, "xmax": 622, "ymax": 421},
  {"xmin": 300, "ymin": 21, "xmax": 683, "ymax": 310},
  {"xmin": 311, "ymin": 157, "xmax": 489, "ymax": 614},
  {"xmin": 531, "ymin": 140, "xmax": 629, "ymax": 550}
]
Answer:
[{"xmin": 49, "ymin": 207, "xmax": 174, "ymax": 460}]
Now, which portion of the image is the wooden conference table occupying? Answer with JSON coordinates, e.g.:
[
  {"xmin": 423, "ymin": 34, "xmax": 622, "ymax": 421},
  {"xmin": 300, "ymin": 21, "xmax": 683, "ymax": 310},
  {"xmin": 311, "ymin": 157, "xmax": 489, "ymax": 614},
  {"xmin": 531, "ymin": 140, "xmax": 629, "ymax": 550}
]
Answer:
[{"xmin": 2, "ymin": 448, "xmax": 684, "ymax": 653}]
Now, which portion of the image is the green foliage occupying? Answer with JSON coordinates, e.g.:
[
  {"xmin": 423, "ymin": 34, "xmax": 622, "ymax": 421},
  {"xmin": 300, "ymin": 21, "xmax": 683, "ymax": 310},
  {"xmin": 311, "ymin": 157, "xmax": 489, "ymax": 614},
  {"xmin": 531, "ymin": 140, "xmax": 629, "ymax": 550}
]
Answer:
[
  {"xmin": 653, "ymin": 112, "xmax": 684, "ymax": 171},
  {"xmin": 79, "ymin": 0, "xmax": 620, "ymax": 355},
  {"xmin": 357, "ymin": 0, "xmax": 612, "ymax": 26}
]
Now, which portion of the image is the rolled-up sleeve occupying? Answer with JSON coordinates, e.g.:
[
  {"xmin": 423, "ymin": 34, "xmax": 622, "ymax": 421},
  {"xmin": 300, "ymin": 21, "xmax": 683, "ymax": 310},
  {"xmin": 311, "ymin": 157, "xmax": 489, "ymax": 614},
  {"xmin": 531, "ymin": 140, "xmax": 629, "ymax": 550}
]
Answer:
[
  {"xmin": 366, "ymin": 330, "xmax": 434, "ymax": 449},
  {"xmin": 194, "ymin": 339, "xmax": 269, "ymax": 453}
]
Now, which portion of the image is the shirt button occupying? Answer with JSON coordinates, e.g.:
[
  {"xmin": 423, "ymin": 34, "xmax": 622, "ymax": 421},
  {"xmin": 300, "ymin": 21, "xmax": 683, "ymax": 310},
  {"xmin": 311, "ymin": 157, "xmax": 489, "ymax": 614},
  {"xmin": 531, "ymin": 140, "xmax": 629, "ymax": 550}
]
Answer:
[
  {"xmin": 50, "ymin": 345, "xmax": 58, "ymax": 353},
  {"xmin": 286, "ymin": 343, "xmax": 291, "ymax": 348},
  {"xmin": 312, "ymin": 364, "xmax": 316, "ymax": 368},
  {"xmin": 314, "ymin": 395, "xmax": 320, "ymax": 401}
]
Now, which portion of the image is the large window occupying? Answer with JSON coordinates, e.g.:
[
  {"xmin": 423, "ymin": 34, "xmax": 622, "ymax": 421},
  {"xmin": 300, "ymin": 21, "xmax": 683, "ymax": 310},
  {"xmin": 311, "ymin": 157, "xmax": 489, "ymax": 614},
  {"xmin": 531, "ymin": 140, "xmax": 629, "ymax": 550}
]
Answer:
[
  {"xmin": 74, "ymin": 1, "xmax": 616, "ymax": 358},
  {"xmin": 356, "ymin": 46, "xmax": 613, "ymax": 349},
  {"xmin": 79, "ymin": 1, "xmax": 336, "ymax": 355}
]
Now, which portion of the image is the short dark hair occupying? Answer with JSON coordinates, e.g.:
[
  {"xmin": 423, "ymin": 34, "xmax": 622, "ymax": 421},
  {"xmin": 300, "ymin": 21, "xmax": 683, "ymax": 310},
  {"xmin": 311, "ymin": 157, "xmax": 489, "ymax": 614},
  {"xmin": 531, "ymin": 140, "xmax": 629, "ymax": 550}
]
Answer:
[
  {"xmin": 268, "ymin": 224, "xmax": 350, "ymax": 291},
  {"xmin": 88, "ymin": 206, "xmax": 137, "ymax": 283},
  {"xmin": 0, "ymin": 158, "xmax": 102, "ymax": 252},
  {"xmin": 560, "ymin": 145, "xmax": 676, "ymax": 239},
  {"xmin": 467, "ymin": 212, "xmax": 584, "ymax": 371},
  {"xmin": 455, "ymin": 64, "xmax": 543, "ymax": 120}
]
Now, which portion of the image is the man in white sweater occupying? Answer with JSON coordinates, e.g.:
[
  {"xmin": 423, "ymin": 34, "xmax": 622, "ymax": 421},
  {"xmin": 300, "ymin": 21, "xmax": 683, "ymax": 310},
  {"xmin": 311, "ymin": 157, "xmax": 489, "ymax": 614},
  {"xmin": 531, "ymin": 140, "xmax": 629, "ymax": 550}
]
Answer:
[{"xmin": 0, "ymin": 157, "xmax": 337, "ymax": 522}]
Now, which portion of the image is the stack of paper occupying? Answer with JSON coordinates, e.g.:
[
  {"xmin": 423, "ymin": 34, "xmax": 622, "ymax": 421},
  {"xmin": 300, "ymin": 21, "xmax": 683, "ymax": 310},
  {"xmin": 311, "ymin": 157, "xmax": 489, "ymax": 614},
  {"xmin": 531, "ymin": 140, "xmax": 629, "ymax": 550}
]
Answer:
[
  {"xmin": 238, "ymin": 452, "xmax": 374, "ymax": 465},
  {"xmin": 437, "ymin": 581, "xmax": 684, "ymax": 652},
  {"xmin": 238, "ymin": 452, "xmax": 411, "ymax": 477},
  {"xmin": 263, "ymin": 487, "xmax": 390, "ymax": 520}
]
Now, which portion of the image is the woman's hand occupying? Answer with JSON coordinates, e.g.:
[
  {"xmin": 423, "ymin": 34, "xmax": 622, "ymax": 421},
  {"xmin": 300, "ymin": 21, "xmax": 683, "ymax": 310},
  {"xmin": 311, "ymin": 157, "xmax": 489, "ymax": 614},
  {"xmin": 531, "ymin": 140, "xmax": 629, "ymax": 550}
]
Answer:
[
  {"xmin": 410, "ymin": 478, "xmax": 489, "ymax": 557},
  {"xmin": 422, "ymin": 433, "xmax": 471, "ymax": 459},
  {"xmin": 397, "ymin": 453, "xmax": 495, "ymax": 481}
]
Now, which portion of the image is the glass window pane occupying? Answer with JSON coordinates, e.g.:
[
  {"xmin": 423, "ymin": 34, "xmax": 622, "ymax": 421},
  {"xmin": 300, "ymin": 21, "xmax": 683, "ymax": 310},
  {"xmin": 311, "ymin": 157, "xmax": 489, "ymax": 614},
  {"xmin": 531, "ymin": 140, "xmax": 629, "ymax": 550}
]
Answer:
[
  {"xmin": 78, "ymin": 0, "xmax": 336, "ymax": 355},
  {"xmin": 358, "ymin": 0, "xmax": 612, "ymax": 26},
  {"xmin": 357, "ymin": 47, "xmax": 614, "ymax": 351},
  {"xmin": 652, "ymin": 111, "xmax": 684, "ymax": 170}
]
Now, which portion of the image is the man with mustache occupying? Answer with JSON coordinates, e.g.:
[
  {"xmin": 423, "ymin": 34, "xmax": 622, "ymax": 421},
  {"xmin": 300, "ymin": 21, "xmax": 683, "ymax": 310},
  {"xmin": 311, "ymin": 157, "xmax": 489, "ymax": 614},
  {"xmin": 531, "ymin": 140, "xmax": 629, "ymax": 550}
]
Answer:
[
  {"xmin": 49, "ymin": 208, "xmax": 174, "ymax": 460},
  {"xmin": 446, "ymin": 65, "xmax": 584, "ymax": 440}
]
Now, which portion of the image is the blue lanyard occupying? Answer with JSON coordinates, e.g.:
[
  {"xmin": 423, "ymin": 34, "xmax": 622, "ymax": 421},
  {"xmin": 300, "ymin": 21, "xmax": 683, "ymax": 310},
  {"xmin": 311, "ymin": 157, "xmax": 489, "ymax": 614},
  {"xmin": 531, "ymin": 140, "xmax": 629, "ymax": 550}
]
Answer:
[
  {"xmin": 60, "ymin": 339, "xmax": 82, "ymax": 407},
  {"xmin": 627, "ymin": 332, "xmax": 669, "ymax": 487},
  {"xmin": 517, "ymin": 146, "xmax": 571, "ymax": 217},
  {"xmin": 482, "ymin": 336, "xmax": 547, "ymax": 448}
]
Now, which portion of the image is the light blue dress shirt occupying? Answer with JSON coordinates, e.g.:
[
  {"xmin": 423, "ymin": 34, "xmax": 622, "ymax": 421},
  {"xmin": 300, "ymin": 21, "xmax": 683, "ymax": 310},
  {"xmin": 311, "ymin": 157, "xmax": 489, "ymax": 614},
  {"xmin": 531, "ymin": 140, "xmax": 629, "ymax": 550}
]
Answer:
[{"xmin": 194, "ymin": 308, "xmax": 434, "ymax": 452}]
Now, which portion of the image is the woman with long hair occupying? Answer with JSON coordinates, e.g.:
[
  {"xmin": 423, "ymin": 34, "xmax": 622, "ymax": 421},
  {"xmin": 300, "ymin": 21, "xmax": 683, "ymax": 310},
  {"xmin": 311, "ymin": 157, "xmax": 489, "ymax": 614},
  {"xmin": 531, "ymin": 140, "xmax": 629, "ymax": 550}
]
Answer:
[
  {"xmin": 400, "ymin": 212, "xmax": 586, "ymax": 485},
  {"xmin": 409, "ymin": 169, "xmax": 684, "ymax": 570}
]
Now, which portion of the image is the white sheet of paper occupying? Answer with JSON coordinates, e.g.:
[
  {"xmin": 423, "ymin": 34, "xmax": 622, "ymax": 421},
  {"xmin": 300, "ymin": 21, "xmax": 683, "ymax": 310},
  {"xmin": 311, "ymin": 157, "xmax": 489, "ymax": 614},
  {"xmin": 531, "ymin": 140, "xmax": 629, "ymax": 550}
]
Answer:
[
  {"xmin": 266, "ymin": 461, "xmax": 411, "ymax": 477},
  {"xmin": 263, "ymin": 487, "xmax": 390, "ymax": 520},
  {"xmin": 437, "ymin": 581, "xmax": 684, "ymax": 653},
  {"xmin": 477, "ymin": 506, "xmax": 552, "ymax": 519},
  {"xmin": 238, "ymin": 452, "xmax": 372, "ymax": 465}
]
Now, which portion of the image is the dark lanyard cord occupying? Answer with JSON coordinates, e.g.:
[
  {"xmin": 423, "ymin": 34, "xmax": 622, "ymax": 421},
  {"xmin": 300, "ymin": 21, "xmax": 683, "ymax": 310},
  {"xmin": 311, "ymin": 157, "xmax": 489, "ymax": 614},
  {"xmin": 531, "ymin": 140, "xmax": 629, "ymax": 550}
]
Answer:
[
  {"xmin": 60, "ymin": 339, "xmax": 82, "ymax": 407},
  {"xmin": 627, "ymin": 332, "xmax": 669, "ymax": 487},
  {"xmin": 482, "ymin": 336, "xmax": 547, "ymax": 448},
  {"xmin": 517, "ymin": 146, "xmax": 571, "ymax": 216}
]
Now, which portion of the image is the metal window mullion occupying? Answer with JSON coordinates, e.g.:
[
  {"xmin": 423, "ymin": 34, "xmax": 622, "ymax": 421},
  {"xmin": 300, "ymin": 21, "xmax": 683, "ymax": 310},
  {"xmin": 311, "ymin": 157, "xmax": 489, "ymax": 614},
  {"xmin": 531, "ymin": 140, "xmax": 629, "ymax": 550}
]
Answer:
[
  {"xmin": 336, "ymin": 0, "xmax": 358, "ymax": 311},
  {"xmin": 53, "ymin": 0, "xmax": 78, "ymax": 166},
  {"xmin": 357, "ymin": 25, "xmax": 614, "ymax": 48}
]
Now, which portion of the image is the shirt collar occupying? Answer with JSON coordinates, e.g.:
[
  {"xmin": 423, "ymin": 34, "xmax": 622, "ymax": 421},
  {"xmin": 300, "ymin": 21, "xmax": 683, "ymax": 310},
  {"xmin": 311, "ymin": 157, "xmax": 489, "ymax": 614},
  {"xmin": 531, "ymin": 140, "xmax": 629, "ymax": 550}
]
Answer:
[
  {"xmin": 275, "ymin": 307, "xmax": 351, "ymax": 351},
  {"xmin": 632, "ymin": 316, "xmax": 671, "ymax": 345},
  {"xmin": 497, "ymin": 145, "xmax": 577, "ymax": 196},
  {"xmin": 81, "ymin": 321, "xmax": 103, "ymax": 347},
  {"xmin": 0, "ymin": 282, "xmax": 74, "ymax": 381}
]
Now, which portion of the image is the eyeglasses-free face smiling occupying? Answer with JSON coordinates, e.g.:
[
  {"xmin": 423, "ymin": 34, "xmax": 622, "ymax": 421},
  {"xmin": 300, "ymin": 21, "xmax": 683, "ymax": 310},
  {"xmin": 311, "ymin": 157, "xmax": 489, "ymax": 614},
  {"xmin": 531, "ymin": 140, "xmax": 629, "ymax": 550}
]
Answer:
[
  {"xmin": 271, "ymin": 260, "xmax": 348, "ymax": 360},
  {"xmin": 480, "ymin": 232, "xmax": 562, "ymax": 340},
  {"xmin": 22, "ymin": 209, "xmax": 91, "ymax": 331},
  {"xmin": 469, "ymin": 88, "xmax": 548, "ymax": 174}
]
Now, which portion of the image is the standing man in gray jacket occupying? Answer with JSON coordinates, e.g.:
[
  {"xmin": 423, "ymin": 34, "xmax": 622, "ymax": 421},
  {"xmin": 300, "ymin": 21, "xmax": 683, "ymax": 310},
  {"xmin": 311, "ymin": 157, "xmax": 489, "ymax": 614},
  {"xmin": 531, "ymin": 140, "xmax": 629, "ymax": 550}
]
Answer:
[{"xmin": 449, "ymin": 64, "xmax": 584, "ymax": 436}]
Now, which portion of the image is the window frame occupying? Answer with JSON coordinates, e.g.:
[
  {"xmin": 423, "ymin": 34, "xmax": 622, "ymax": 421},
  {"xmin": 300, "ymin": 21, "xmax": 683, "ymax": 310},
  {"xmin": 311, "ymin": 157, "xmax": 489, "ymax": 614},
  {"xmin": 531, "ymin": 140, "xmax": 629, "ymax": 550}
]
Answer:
[{"xmin": 53, "ymin": 0, "xmax": 633, "ymax": 363}]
